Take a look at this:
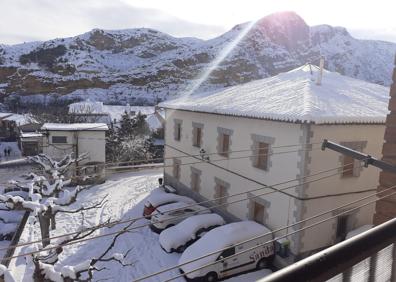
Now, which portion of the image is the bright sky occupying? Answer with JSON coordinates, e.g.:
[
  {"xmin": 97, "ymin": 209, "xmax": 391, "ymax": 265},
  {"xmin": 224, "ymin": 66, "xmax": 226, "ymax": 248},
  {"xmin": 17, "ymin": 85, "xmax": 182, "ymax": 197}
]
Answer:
[{"xmin": 1, "ymin": 0, "xmax": 396, "ymax": 45}]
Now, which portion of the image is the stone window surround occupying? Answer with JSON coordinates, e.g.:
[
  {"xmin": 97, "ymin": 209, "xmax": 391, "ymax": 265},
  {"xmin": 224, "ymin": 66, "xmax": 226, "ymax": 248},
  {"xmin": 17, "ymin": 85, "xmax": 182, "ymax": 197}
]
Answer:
[
  {"xmin": 246, "ymin": 192, "xmax": 271, "ymax": 224},
  {"xmin": 173, "ymin": 119, "xmax": 183, "ymax": 141},
  {"xmin": 250, "ymin": 134, "xmax": 275, "ymax": 171},
  {"xmin": 339, "ymin": 141, "xmax": 367, "ymax": 178},
  {"xmin": 190, "ymin": 166, "xmax": 202, "ymax": 193},
  {"xmin": 173, "ymin": 158, "xmax": 181, "ymax": 180},
  {"xmin": 217, "ymin": 127, "xmax": 233, "ymax": 157},
  {"xmin": 214, "ymin": 177, "xmax": 230, "ymax": 207},
  {"xmin": 192, "ymin": 122, "xmax": 204, "ymax": 148}
]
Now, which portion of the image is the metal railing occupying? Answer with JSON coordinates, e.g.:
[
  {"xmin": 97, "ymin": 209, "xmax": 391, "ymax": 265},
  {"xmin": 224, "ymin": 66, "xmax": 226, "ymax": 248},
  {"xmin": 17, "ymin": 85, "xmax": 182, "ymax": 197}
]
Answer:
[{"xmin": 260, "ymin": 218, "xmax": 396, "ymax": 282}]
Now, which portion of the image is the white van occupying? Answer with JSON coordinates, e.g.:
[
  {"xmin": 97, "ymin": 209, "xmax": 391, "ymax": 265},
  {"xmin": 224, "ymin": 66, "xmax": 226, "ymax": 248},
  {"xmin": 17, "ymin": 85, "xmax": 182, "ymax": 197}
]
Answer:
[{"xmin": 178, "ymin": 221, "xmax": 274, "ymax": 282}]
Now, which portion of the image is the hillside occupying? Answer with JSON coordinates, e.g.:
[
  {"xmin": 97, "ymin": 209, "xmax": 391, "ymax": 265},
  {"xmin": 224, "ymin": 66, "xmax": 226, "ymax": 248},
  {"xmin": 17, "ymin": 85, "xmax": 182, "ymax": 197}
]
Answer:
[{"xmin": 0, "ymin": 11, "xmax": 395, "ymax": 105}]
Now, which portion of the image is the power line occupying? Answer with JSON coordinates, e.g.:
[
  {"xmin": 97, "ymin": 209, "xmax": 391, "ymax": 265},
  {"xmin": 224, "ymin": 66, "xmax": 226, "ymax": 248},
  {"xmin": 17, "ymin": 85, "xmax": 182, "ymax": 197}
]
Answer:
[
  {"xmin": 0, "ymin": 166, "xmax": 381, "ymax": 262},
  {"xmin": 166, "ymin": 144, "xmax": 363, "ymax": 201},
  {"xmin": 135, "ymin": 185, "xmax": 396, "ymax": 282},
  {"xmin": 69, "ymin": 141, "xmax": 323, "ymax": 169},
  {"xmin": 0, "ymin": 162, "xmax": 356, "ymax": 252},
  {"xmin": 0, "ymin": 146, "xmax": 321, "ymax": 185}
]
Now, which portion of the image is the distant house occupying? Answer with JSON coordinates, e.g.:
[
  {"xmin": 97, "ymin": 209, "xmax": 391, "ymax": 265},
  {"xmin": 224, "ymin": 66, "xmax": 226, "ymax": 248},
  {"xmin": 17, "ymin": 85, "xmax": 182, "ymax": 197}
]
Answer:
[
  {"xmin": 0, "ymin": 113, "xmax": 40, "ymax": 141},
  {"xmin": 160, "ymin": 64, "xmax": 390, "ymax": 262},
  {"xmin": 20, "ymin": 132, "xmax": 43, "ymax": 156},
  {"xmin": 68, "ymin": 101, "xmax": 164, "ymax": 133},
  {"xmin": 41, "ymin": 123, "xmax": 108, "ymax": 182}
]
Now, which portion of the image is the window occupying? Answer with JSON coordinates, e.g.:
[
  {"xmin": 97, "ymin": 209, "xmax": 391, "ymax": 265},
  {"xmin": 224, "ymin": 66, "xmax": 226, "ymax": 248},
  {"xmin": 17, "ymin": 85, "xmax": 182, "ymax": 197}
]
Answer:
[
  {"xmin": 217, "ymin": 128, "xmax": 233, "ymax": 157},
  {"xmin": 176, "ymin": 123, "xmax": 181, "ymax": 141},
  {"xmin": 253, "ymin": 202, "xmax": 265, "ymax": 224},
  {"xmin": 173, "ymin": 159, "xmax": 181, "ymax": 180},
  {"xmin": 342, "ymin": 155, "xmax": 355, "ymax": 177},
  {"xmin": 191, "ymin": 170, "xmax": 200, "ymax": 192},
  {"xmin": 340, "ymin": 141, "xmax": 366, "ymax": 178},
  {"xmin": 216, "ymin": 184, "xmax": 227, "ymax": 205},
  {"xmin": 193, "ymin": 127, "xmax": 202, "ymax": 147},
  {"xmin": 214, "ymin": 177, "xmax": 230, "ymax": 206},
  {"xmin": 218, "ymin": 247, "xmax": 235, "ymax": 259},
  {"xmin": 52, "ymin": 136, "xmax": 67, "ymax": 143},
  {"xmin": 174, "ymin": 120, "xmax": 182, "ymax": 141},
  {"xmin": 255, "ymin": 142, "xmax": 269, "ymax": 170},
  {"xmin": 220, "ymin": 134, "xmax": 230, "ymax": 157},
  {"xmin": 336, "ymin": 215, "xmax": 350, "ymax": 242}
]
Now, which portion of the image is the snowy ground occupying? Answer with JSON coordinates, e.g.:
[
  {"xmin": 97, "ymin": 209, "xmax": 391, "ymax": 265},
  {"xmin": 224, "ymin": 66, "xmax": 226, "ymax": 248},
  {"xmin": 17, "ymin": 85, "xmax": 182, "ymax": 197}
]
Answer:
[{"xmin": 9, "ymin": 168, "xmax": 272, "ymax": 281}]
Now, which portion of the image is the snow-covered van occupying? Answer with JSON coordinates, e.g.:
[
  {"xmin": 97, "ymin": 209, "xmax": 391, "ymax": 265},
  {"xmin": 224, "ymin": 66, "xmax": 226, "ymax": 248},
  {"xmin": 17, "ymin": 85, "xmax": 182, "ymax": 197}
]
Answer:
[
  {"xmin": 143, "ymin": 188, "xmax": 195, "ymax": 217},
  {"xmin": 179, "ymin": 221, "xmax": 274, "ymax": 281},
  {"xmin": 159, "ymin": 214, "xmax": 225, "ymax": 253}
]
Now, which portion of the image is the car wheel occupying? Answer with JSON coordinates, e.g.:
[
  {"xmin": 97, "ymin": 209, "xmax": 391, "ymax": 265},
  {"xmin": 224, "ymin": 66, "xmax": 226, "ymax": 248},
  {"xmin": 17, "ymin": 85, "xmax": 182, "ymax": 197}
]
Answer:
[
  {"xmin": 256, "ymin": 258, "xmax": 268, "ymax": 270},
  {"xmin": 176, "ymin": 245, "xmax": 186, "ymax": 253},
  {"xmin": 205, "ymin": 272, "xmax": 218, "ymax": 282}
]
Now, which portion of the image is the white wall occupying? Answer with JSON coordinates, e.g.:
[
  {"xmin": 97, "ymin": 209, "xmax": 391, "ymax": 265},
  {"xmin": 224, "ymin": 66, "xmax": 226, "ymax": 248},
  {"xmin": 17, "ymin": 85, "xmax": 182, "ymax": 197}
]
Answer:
[
  {"xmin": 42, "ymin": 130, "xmax": 106, "ymax": 164},
  {"xmin": 299, "ymin": 124, "xmax": 385, "ymax": 254},
  {"xmin": 163, "ymin": 109, "xmax": 387, "ymax": 258},
  {"xmin": 164, "ymin": 109, "xmax": 303, "ymax": 238}
]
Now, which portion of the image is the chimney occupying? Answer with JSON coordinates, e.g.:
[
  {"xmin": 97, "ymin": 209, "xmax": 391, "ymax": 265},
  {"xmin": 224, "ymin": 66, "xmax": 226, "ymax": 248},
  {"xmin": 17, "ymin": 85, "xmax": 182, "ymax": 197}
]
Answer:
[
  {"xmin": 373, "ymin": 54, "xmax": 396, "ymax": 225},
  {"xmin": 316, "ymin": 57, "xmax": 325, "ymax": 85}
]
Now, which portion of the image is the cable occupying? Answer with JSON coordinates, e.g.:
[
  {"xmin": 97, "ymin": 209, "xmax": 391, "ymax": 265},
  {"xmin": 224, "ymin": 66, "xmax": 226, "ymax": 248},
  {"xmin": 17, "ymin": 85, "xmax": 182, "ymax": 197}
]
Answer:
[
  {"xmin": 0, "ymin": 165, "xmax": 380, "ymax": 261},
  {"xmin": 67, "ymin": 141, "xmax": 323, "ymax": 170},
  {"xmin": 0, "ymin": 162, "xmax": 355, "ymax": 252},
  {"xmin": 135, "ymin": 185, "xmax": 396, "ymax": 282},
  {"xmin": 166, "ymin": 144, "xmax": 349, "ymax": 200},
  {"xmin": 0, "ymin": 146, "xmax": 321, "ymax": 185}
]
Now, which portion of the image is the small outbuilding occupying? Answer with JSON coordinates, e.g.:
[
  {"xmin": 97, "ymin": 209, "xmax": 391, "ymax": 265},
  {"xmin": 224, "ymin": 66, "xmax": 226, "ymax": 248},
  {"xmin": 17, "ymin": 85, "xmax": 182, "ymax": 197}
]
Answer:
[{"xmin": 41, "ymin": 123, "xmax": 108, "ymax": 183}]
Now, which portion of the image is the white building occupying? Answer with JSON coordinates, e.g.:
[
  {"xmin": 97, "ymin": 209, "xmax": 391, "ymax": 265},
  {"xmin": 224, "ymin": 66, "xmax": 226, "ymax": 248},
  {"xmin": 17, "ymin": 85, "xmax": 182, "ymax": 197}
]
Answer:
[
  {"xmin": 160, "ymin": 65, "xmax": 390, "ymax": 261},
  {"xmin": 41, "ymin": 123, "xmax": 108, "ymax": 181}
]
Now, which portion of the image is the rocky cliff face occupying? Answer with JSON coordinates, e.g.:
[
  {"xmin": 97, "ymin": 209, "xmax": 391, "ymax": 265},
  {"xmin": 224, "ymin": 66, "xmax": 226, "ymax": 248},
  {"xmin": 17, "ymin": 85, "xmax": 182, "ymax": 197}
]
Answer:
[{"xmin": 0, "ymin": 11, "xmax": 395, "ymax": 105}]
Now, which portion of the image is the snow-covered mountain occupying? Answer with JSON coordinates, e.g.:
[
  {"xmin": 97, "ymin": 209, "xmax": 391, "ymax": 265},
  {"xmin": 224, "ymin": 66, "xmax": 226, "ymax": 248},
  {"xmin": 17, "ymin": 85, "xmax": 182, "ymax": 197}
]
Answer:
[{"xmin": 0, "ymin": 11, "xmax": 395, "ymax": 105}]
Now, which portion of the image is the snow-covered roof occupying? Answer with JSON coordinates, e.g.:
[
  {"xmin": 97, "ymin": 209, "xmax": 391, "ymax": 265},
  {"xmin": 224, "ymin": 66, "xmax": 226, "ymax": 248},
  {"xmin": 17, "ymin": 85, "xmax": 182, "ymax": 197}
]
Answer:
[
  {"xmin": 1, "ymin": 114, "xmax": 36, "ymax": 126},
  {"xmin": 20, "ymin": 132, "xmax": 43, "ymax": 138},
  {"xmin": 161, "ymin": 65, "xmax": 390, "ymax": 124},
  {"xmin": 41, "ymin": 123, "xmax": 108, "ymax": 131},
  {"xmin": 179, "ymin": 221, "xmax": 272, "ymax": 277}
]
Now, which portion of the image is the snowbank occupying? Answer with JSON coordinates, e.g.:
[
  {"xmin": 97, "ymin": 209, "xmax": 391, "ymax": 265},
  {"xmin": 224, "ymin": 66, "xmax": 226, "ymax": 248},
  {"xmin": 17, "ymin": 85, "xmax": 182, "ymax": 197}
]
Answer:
[{"xmin": 160, "ymin": 214, "xmax": 225, "ymax": 252}]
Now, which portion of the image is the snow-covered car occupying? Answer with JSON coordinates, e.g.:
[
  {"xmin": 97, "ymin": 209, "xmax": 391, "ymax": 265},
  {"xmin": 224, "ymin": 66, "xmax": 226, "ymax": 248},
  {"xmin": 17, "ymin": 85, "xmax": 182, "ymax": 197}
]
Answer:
[
  {"xmin": 143, "ymin": 187, "xmax": 195, "ymax": 218},
  {"xmin": 159, "ymin": 214, "xmax": 225, "ymax": 253},
  {"xmin": 179, "ymin": 221, "xmax": 275, "ymax": 282},
  {"xmin": 150, "ymin": 203, "xmax": 210, "ymax": 233}
]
